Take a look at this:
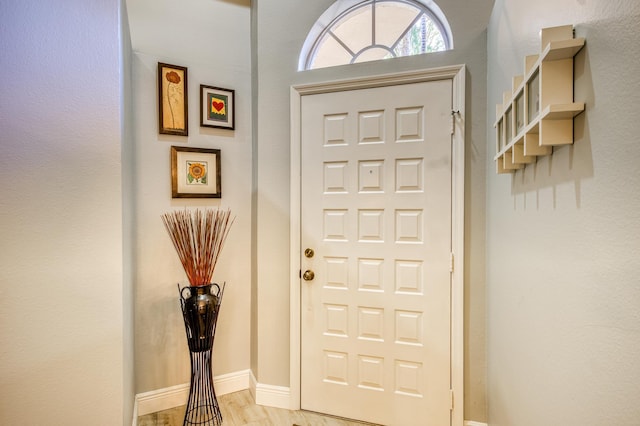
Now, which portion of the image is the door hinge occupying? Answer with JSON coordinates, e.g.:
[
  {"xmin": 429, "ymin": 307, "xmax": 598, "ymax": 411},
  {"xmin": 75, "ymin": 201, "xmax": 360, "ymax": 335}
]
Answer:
[
  {"xmin": 449, "ymin": 252, "xmax": 454, "ymax": 273},
  {"xmin": 450, "ymin": 389, "xmax": 454, "ymax": 410},
  {"xmin": 450, "ymin": 110, "xmax": 459, "ymax": 135}
]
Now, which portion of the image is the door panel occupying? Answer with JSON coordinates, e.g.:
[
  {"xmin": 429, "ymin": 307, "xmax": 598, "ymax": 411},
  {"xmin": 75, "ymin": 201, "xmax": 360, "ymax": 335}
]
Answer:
[{"xmin": 301, "ymin": 80, "xmax": 452, "ymax": 426}]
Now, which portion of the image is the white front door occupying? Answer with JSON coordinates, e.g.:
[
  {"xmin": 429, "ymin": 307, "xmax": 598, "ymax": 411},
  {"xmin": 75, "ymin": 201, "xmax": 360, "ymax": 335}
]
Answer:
[{"xmin": 300, "ymin": 79, "xmax": 454, "ymax": 425}]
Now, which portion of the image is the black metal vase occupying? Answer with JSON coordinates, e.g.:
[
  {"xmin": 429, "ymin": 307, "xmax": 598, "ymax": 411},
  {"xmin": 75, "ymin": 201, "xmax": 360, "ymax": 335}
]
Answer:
[{"xmin": 179, "ymin": 283, "xmax": 225, "ymax": 426}]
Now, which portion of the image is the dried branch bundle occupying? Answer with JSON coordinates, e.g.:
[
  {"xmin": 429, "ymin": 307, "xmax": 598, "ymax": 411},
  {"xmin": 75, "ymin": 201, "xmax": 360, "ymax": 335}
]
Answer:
[{"xmin": 162, "ymin": 208, "xmax": 234, "ymax": 287}]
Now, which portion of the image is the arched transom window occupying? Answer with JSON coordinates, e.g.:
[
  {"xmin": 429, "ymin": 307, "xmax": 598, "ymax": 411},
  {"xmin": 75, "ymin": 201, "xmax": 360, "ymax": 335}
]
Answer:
[{"xmin": 299, "ymin": 0, "xmax": 453, "ymax": 70}]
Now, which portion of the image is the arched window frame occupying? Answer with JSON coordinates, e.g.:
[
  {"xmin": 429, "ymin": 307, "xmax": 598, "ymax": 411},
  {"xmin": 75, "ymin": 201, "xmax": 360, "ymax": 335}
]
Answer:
[{"xmin": 298, "ymin": 0, "xmax": 453, "ymax": 71}]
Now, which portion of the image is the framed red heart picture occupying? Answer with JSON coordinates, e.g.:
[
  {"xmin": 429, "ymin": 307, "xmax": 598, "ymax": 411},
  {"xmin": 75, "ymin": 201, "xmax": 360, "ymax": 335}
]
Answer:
[{"xmin": 200, "ymin": 84, "xmax": 235, "ymax": 130}]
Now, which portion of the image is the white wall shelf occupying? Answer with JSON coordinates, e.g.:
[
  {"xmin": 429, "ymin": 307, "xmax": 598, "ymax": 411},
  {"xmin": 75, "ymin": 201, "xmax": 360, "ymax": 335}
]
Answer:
[{"xmin": 494, "ymin": 25, "xmax": 585, "ymax": 174}]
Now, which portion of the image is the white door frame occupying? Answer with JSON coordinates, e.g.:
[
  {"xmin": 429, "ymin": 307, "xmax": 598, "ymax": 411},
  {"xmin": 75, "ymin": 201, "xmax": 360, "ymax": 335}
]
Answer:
[{"xmin": 289, "ymin": 65, "xmax": 466, "ymax": 426}]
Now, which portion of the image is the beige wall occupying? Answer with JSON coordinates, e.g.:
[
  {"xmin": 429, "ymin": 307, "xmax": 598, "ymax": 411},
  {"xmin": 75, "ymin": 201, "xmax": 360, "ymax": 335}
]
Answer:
[
  {"xmin": 486, "ymin": 1, "xmax": 640, "ymax": 425},
  {"xmin": 253, "ymin": 0, "xmax": 493, "ymax": 421},
  {"xmin": 126, "ymin": 0, "xmax": 253, "ymax": 394},
  {"xmin": 0, "ymin": 1, "xmax": 505, "ymax": 422},
  {"xmin": 0, "ymin": 0, "xmax": 132, "ymax": 424},
  {"xmin": 5, "ymin": 1, "xmax": 639, "ymax": 423}
]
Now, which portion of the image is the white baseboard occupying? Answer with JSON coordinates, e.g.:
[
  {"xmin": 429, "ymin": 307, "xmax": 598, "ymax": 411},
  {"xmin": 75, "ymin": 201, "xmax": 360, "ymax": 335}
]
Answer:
[
  {"xmin": 214, "ymin": 368, "xmax": 251, "ymax": 395},
  {"xmin": 249, "ymin": 369, "xmax": 258, "ymax": 401},
  {"xmin": 135, "ymin": 369, "xmax": 251, "ymax": 417},
  {"xmin": 131, "ymin": 397, "xmax": 138, "ymax": 426},
  {"xmin": 254, "ymin": 382, "xmax": 292, "ymax": 410},
  {"xmin": 134, "ymin": 370, "xmax": 482, "ymax": 426},
  {"xmin": 250, "ymin": 370, "xmax": 293, "ymax": 410},
  {"xmin": 136, "ymin": 382, "xmax": 188, "ymax": 417}
]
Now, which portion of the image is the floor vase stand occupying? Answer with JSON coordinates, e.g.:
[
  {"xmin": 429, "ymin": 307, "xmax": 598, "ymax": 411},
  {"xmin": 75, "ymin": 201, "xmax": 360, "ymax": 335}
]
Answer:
[{"xmin": 179, "ymin": 283, "xmax": 225, "ymax": 426}]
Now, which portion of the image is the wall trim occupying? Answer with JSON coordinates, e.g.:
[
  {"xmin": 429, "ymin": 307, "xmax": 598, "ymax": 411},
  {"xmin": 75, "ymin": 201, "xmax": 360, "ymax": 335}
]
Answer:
[
  {"xmin": 290, "ymin": 65, "xmax": 466, "ymax": 425},
  {"xmin": 250, "ymin": 370, "xmax": 292, "ymax": 409},
  {"xmin": 292, "ymin": 66, "xmax": 467, "ymax": 95},
  {"xmin": 136, "ymin": 382, "xmax": 187, "ymax": 417},
  {"xmin": 134, "ymin": 369, "xmax": 251, "ymax": 417},
  {"xmin": 132, "ymin": 368, "xmax": 478, "ymax": 424},
  {"xmin": 249, "ymin": 369, "xmax": 257, "ymax": 401},
  {"xmin": 132, "ymin": 397, "xmax": 138, "ymax": 426}
]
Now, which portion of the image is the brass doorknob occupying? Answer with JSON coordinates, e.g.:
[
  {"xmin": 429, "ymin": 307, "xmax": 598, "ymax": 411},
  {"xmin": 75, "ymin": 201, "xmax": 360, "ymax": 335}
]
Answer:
[{"xmin": 302, "ymin": 270, "xmax": 315, "ymax": 281}]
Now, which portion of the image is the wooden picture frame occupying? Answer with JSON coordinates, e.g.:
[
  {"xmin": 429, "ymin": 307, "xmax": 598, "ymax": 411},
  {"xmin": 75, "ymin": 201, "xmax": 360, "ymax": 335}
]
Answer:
[
  {"xmin": 200, "ymin": 85, "xmax": 235, "ymax": 130},
  {"xmin": 158, "ymin": 63, "xmax": 188, "ymax": 136},
  {"xmin": 171, "ymin": 146, "xmax": 221, "ymax": 198}
]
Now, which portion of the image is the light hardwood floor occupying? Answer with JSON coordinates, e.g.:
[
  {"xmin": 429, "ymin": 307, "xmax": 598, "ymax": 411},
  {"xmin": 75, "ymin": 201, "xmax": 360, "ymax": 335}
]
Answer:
[{"xmin": 137, "ymin": 390, "xmax": 379, "ymax": 426}]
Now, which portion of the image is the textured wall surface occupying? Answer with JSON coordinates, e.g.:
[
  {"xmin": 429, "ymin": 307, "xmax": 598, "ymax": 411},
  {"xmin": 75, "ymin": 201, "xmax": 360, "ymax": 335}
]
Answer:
[
  {"xmin": 0, "ymin": 0, "xmax": 127, "ymax": 424},
  {"xmin": 126, "ymin": 0, "xmax": 253, "ymax": 394},
  {"xmin": 486, "ymin": 1, "xmax": 640, "ymax": 425}
]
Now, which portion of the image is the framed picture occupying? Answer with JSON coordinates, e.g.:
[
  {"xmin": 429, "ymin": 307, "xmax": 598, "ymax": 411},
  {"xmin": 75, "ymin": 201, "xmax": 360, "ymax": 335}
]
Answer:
[
  {"xmin": 158, "ymin": 63, "xmax": 188, "ymax": 136},
  {"xmin": 171, "ymin": 146, "xmax": 221, "ymax": 198},
  {"xmin": 200, "ymin": 85, "xmax": 235, "ymax": 130}
]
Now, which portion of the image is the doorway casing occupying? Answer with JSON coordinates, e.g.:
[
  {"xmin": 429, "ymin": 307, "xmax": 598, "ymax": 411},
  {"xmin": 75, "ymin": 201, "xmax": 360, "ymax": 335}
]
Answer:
[{"xmin": 289, "ymin": 64, "xmax": 466, "ymax": 426}]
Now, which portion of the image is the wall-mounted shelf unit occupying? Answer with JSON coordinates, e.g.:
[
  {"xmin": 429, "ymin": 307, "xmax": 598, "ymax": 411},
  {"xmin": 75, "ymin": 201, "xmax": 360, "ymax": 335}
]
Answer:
[{"xmin": 494, "ymin": 25, "xmax": 585, "ymax": 174}]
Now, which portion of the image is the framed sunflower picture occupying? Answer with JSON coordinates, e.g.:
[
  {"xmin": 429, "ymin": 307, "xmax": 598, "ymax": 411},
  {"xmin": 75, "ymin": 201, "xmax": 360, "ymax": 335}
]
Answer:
[
  {"xmin": 171, "ymin": 146, "xmax": 221, "ymax": 198},
  {"xmin": 158, "ymin": 63, "xmax": 188, "ymax": 136},
  {"xmin": 200, "ymin": 84, "xmax": 235, "ymax": 130}
]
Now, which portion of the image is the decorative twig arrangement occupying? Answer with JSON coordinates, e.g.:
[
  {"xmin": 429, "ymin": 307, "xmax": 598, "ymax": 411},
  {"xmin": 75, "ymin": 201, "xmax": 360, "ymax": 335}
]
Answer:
[{"xmin": 162, "ymin": 209, "xmax": 234, "ymax": 287}]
